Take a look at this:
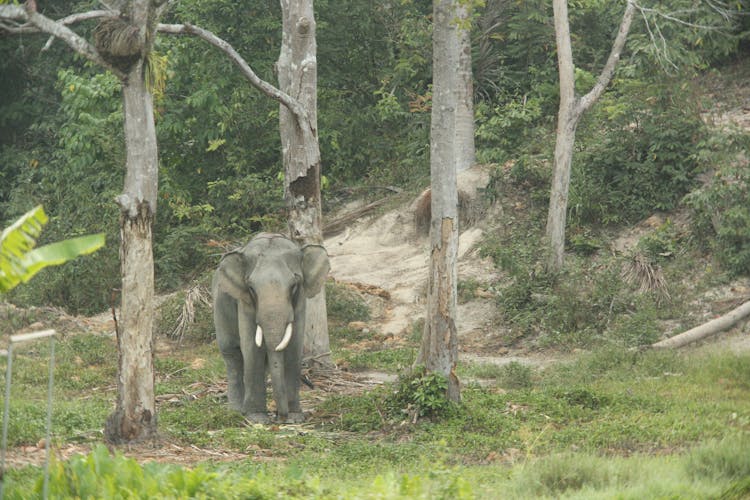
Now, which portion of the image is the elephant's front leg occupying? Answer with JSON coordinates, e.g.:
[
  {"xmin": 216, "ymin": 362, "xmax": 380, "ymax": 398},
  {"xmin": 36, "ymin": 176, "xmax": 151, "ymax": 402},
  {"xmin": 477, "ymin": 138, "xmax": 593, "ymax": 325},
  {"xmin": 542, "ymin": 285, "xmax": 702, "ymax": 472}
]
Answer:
[
  {"xmin": 214, "ymin": 295, "xmax": 244, "ymax": 412},
  {"xmin": 238, "ymin": 303, "xmax": 269, "ymax": 423},
  {"xmin": 283, "ymin": 317, "xmax": 305, "ymax": 423}
]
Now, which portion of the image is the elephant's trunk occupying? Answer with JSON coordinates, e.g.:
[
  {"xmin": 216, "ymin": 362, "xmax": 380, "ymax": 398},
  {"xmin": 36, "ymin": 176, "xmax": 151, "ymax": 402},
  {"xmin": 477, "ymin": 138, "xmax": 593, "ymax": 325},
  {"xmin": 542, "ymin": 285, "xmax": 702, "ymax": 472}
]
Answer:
[
  {"xmin": 254, "ymin": 323, "xmax": 293, "ymax": 352},
  {"xmin": 268, "ymin": 350, "xmax": 289, "ymax": 420}
]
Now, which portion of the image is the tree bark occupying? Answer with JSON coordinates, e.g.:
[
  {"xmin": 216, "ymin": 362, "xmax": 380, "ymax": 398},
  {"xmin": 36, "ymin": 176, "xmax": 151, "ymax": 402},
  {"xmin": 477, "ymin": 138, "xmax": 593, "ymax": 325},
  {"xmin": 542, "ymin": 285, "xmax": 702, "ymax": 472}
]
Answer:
[
  {"xmin": 545, "ymin": 0, "xmax": 635, "ymax": 272},
  {"xmin": 652, "ymin": 301, "xmax": 750, "ymax": 349},
  {"xmin": 105, "ymin": 1, "xmax": 160, "ymax": 444},
  {"xmin": 416, "ymin": 0, "xmax": 461, "ymax": 403},
  {"xmin": 278, "ymin": 0, "xmax": 331, "ymax": 367}
]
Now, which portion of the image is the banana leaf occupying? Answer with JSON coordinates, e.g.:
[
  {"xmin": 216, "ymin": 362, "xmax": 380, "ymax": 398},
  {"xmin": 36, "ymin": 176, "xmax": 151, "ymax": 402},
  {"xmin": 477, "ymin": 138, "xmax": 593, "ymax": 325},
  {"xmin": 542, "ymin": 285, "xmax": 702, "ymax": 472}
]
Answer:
[{"xmin": 0, "ymin": 205, "xmax": 105, "ymax": 294}]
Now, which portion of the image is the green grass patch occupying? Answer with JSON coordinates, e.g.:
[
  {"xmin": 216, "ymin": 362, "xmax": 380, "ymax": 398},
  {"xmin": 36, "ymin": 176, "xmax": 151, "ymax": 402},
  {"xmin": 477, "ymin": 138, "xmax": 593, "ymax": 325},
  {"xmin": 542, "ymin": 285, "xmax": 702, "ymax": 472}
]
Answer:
[{"xmin": 1, "ymin": 331, "xmax": 748, "ymax": 499}]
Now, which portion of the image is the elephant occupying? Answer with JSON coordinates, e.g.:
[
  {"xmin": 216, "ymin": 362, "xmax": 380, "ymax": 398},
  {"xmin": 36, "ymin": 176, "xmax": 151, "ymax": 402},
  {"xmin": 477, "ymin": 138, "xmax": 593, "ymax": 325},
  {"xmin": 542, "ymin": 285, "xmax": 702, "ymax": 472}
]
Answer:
[{"xmin": 212, "ymin": 233, "xmax": 330, "ymax": 423}]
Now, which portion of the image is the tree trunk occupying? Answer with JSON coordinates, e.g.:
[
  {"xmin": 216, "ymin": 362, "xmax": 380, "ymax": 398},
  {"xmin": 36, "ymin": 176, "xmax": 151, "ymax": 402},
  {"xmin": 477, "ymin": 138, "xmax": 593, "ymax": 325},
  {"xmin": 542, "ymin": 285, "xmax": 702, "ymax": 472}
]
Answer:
[
  {"xmin": 455, "ymin": 2, "xmax": 475, "ymax": 173},
  {"xmin": 545, "ymin": 0, "xmax": 635, "ymax": 272},
  {"xmin": 105, "ymin": 2, "xmax": 160, "ymax": 443},
  {"xmin": 278, "ymin": 0, "xmax": 331, "ymax": 368},
  {"xmin": 416, "ymin": 0, "xmax": 460, "ymax": 403},
  {"xmin": 652, "ymin": 300, "xmax": 750, "ymax": 349}
]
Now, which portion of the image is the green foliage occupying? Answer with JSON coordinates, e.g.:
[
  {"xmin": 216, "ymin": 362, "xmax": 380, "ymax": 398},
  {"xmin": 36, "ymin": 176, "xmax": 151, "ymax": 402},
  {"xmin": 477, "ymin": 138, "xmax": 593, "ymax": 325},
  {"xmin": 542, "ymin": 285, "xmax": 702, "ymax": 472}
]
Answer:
[
  {"xmin": 686, "ymin": 130, "xmax": 750, "ymax": 275},
  {"xmin": 686, "ymin": 434, "xmax": 750, "ymax": 482},
  {"xmin": 475, "ymin": 98, "xmax": 545, "ymax": 164},
  {"xmin": 0, "ymin": 205, "xmax": 104, "ymax": 294},
  {"xmin": 2, "ymin": 67, "xmax": 122, "ymax": 314},
  {"xmin": 40, "ymin": 445, "xmax": 268, "ymax": 499},
  {"xmin": 498, "ymin": 361, "xmax": 535, "ymax": 390},
  {"xmin": 570, "ymin": 79, "xmax": 709, "ymax": 226},
  {"xmin": 385, "ymin": 366, "xmax": 456, "ymax": 421},
  {"xmin": 325, "ymin": 281, "xmax": 370, "ymax": 326}
]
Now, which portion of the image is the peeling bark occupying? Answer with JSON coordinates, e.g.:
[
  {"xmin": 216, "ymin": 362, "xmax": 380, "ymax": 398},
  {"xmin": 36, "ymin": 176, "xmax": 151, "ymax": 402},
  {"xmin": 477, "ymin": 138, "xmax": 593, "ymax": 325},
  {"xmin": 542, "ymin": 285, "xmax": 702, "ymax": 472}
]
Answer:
[
  {"xmin": 416, "ymin": 0, "xmax": 461, "ymax": 404},
  {"xmin": 105, "ymin": 14, "xmax": 160, "ymax": 443},
  {"xmin": 278, "ymin": 0, "xmax": 330, "ymax": 367},
  {"xmin": 105, "ymin": 205, "xmax": 157, "ymax": 444}
]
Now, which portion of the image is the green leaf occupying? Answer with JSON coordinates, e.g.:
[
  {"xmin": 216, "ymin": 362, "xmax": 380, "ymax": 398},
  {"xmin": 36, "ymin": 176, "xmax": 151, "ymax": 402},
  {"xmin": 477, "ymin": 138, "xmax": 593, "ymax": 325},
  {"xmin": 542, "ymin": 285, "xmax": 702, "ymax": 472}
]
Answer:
[
  {"xmin": 206, "ymin": 138, "xmax": 226, "ymax": 152},
  {"xmin": 20, "ymin": 234, "xmax": 106, "ymax": 285},
  {"xmin": 0, "ymin": 205, "xmax": 105, "ymax": 294}
]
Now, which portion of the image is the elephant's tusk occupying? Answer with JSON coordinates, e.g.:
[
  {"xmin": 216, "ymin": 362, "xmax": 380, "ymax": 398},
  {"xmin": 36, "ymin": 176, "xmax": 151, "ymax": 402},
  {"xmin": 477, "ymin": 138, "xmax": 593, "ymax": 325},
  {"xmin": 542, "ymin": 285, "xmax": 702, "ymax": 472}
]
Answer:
[
  {"xmin": 275, "ymin": 323, "xmax": 293, "ymax": 352},
  {"xmin": 255, "ymin": 325, "xmax": 263, "ymax": 348}
]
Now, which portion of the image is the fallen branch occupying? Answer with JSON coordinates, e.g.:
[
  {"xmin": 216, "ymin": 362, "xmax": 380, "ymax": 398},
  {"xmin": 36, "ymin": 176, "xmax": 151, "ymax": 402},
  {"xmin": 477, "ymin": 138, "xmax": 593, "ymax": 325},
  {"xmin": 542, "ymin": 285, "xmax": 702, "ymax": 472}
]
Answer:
[{"xmin": 652, "ymin": 299, "xmax": 750, "ymax": 349}]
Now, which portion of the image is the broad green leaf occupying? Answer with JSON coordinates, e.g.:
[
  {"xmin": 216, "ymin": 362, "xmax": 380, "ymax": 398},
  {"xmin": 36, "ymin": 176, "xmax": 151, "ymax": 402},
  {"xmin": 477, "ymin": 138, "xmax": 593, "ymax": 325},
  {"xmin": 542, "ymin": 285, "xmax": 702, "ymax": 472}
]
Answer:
[
  {"xmin": 19, "ymin": 233, "xmax": 106, "ymax": 285},
  {"xmin": 0, "ymin": 205, "xmax": 105, "ymax": 294}
]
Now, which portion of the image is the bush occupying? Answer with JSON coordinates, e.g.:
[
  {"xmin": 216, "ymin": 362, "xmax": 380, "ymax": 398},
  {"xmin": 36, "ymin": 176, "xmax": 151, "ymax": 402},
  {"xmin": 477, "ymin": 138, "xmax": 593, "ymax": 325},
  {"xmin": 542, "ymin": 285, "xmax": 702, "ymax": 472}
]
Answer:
[
  {"xmin": 385, "ymin": 366, "xmax": 456, "ymax": 421},
  {"xmin": 570, "ymin": 79, "xmax": 708, "ymax": 226},
  {"xmin": 325, "ymin": 281, "xmax": 370, "ymax": 326},
  {"xmin": 686, "ymin": 134, "xmax": 750, "ymax": 275}
]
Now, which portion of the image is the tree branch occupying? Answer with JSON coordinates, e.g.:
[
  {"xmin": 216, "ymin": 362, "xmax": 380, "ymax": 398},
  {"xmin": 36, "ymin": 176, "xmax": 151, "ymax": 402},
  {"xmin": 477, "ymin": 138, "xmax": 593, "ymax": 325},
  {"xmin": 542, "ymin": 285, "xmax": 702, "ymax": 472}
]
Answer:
[
  {"xmin": 0, "ymin": 5, "xmax": 126, "ymax": 80},
  {"xmin": 577, "ymin": 0, "xmax": 636, "ymax": 114},
  {"xmin": 157, "ymin": 22, "xmax": 310, "ymax": 126}
]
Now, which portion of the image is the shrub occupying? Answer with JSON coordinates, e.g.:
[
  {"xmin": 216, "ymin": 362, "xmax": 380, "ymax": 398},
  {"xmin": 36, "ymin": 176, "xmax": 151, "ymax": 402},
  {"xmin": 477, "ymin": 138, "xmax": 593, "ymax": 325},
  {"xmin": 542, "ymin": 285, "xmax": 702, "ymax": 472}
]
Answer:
[
  {"xmin": 570, "ymin": 79, "xmax": 708, "ymax": 226},
  {"xmin": 686, "ymin": 136, "xmax": 750, "ymax": 275},
  {"xmin": 385, "ymin": 366, "xmax": 457, "ymax": 421},
  {"xmin": 325, "ymin": 281, "xmax": 370, "ymax": 326}
]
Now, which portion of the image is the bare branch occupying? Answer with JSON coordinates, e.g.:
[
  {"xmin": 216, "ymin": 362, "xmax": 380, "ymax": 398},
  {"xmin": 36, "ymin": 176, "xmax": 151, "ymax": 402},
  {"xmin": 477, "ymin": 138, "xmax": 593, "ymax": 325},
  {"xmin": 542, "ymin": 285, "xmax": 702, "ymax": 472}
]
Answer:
[
  {"xmin": 633, "ymin": 1, "xmax": 733, "ymax": 31},
  {"xmin": 636, "ymin": 3, "xmax": 679, "ymax": 71},
  {"xmin": 578, "ymin": 0, "xmax": 636, "ymax": 114},
  {"xmin": 0, "ymin": 5, "xmax": 126, "ymax": 80},
  {"xmin": 0, "ymin": 6, "xmax": 116, "ymax": 34},
  {"xmin": 157, "ymin": 22, "xmax": 310, "ymax": 125}
]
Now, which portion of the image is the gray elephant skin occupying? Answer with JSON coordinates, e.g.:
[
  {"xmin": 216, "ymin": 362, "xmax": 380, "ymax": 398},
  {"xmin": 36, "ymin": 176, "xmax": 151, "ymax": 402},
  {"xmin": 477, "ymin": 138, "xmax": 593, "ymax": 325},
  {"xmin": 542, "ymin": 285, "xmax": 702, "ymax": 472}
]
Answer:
[{"xmin": 212, "ymin": 233, "xmax": 330, "ymax": 423}]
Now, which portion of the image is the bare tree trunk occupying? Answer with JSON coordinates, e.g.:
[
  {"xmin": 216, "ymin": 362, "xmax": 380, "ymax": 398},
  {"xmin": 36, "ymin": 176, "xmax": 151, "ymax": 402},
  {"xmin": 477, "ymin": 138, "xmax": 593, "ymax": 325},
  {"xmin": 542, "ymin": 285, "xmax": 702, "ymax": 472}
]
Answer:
[
  {"xmin": 416, "ymin": 0, "xmax": 461, "ymax": 403},
  {"xmin": 455, "ymin": 2, "xmax": 475, "ymax": 173},
  {"xmin": 104, "ymin": 0, "xmax": 161, "ymax": 444},
  {"xmin": 545, "ymin": 0, "xmax": 635, "ymax": 272},
  {"xmin": 105, "ymin": 61, "xmax": 159, "ymax": 442},
  {"xmin": 278, "ymin": 0, "xmax": 331, "ymax": 368}
]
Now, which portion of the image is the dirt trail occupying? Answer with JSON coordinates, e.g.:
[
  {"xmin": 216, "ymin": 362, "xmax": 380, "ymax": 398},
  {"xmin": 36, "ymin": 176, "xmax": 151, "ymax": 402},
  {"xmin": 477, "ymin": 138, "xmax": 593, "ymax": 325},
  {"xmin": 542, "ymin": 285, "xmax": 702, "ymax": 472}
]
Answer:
[{"xmin": 324, "ymin": 165, "xmax": 527, "ymax": 364}]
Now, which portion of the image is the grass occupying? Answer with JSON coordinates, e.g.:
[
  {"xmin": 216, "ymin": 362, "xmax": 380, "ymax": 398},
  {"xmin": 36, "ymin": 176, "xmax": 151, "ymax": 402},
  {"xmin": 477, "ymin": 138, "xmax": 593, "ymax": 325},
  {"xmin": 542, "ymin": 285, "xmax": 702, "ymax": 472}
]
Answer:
[{"xmin": 0, "ymin": 327, "xmax": 748, "ymax": 497}]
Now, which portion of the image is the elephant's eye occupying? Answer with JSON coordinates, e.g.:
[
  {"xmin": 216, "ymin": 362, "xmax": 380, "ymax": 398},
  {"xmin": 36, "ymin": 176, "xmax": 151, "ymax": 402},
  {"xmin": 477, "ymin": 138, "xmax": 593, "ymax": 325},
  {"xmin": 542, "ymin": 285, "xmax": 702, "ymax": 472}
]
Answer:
[{"xmin": 247, "ymin": 286, "xmax": 258, "ymax": 303}]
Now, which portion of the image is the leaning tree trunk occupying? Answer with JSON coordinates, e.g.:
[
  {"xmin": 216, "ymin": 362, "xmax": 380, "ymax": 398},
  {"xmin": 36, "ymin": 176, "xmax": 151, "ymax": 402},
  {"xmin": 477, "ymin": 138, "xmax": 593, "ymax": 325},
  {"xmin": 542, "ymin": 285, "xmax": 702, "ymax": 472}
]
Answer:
[
  {"xmin": 455, "ymin": 1, "xmax": 475, "ymax": 173},
  {"xmin": 545, "ymin": 0, "xmax": 635, "ymax": 272},
  {"xmin": 416, "ymin": 0, "xmax": 461, "ymax": 403},
  {"xmin": 278, "ymin": 0, "xmax": 331, "ymax": 368}
]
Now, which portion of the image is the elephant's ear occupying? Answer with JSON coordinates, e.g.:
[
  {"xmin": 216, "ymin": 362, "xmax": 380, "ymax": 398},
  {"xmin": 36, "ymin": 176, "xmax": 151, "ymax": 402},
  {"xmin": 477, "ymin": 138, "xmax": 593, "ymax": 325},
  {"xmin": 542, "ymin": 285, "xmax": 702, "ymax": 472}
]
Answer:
[
  {"xmin": 301, "ymin": 244, "xmax": 330, "ymax": 298},
  {"xmin": 216, "ymin": 251, "xmax": 253, "ymax": 304}
]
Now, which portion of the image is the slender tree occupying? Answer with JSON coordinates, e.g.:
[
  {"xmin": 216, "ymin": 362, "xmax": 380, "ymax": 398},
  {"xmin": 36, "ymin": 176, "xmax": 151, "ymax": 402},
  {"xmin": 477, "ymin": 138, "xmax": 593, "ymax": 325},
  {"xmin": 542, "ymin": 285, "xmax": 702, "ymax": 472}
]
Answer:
[
  {"xmin": 545, "ymin": 0, "xmax": 635, "ymax": 272},
  {"xmin": 0, "ymin": 0, "xmax": 165, "ymax": 443},
  {"xmin": 416, "ymin": 0, "xmax": 462, "ymax": 403}
]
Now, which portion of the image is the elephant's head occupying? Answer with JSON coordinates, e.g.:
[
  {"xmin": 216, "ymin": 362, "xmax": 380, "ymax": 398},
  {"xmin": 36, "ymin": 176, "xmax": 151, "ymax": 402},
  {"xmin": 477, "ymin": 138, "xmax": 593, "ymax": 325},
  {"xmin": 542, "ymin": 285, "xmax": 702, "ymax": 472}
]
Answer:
[{"xmin": 217, "ymin": 233, "xmax": 330, "ymax": 352}]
